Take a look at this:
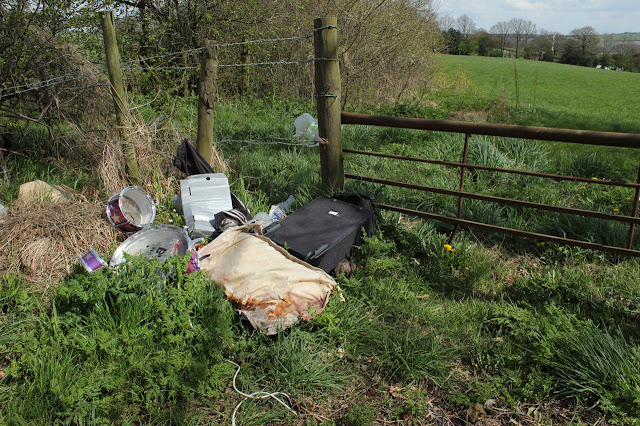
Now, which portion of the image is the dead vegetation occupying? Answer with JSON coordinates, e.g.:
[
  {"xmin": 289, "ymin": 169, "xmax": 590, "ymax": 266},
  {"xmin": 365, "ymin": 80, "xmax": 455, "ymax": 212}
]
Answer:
[
  {"xmin": 0, "ymin": 101, "xmax": 193, "ymax": 291},
  {"xmin": 0, "ymin": 198, "xmax": 122, "ymax": 291},
  {"xmin": 96, "ymin": 110, "xmax": 181, "ymax": 198}
]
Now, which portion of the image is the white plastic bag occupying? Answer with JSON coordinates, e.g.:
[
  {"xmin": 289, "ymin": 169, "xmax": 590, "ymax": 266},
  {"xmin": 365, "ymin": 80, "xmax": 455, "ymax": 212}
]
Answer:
[{"xmin": 293, "ymin": 113, "xmax": 320, "ymax": 143}]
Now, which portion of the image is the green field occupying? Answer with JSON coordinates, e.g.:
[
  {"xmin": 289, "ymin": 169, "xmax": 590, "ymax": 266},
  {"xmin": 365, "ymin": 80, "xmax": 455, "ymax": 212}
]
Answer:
[{"xmin": 437, "ymin": 54, "xmax": 640, "ymax": 133}]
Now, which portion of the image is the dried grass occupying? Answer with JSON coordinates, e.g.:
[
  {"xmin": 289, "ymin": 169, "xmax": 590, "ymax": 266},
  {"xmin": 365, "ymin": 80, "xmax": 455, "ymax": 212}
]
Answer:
[
  {"xmin": 95, "ymin": 105, "xmax": 205, "ymax": 201},
  {"xmin": 0, "ymin": 198, "xmax": 122, "ymax": 291},
  {"xmin": 0, "ymin": 85, "xmax": 203, "ymax": 292},
  {"xmin": 55, "ymin": 107, "xmax": 182, "ymax": 203}
]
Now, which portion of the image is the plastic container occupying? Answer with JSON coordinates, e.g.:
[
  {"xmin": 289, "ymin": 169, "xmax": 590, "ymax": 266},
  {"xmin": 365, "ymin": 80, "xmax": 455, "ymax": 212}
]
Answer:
[
  {"xmin": 268, "ymin": 195, "xmax": 295, "ymax": 221},
  {"xmin": 109, "ymin": 224, "xmax": 202, "ymax": 268},
  {"xmin": 180, "ymin": 173, "xmax": 233, "ymax": 238},
  {"xmin": 278, "ymin": 195, "xmax": 296, "ymax": 212},
  {"xmin": 307, "ymin": 122, "xmax": 319, "ymax": 141},
  {"xmin": 251, "ymin": 195, "xmax": 295, "ymax": 228},
  {"xmin": 0, "ymin": 203, "xmax": 6, "ymax": 219},
  {"xmin": 106, "ymin": 186, "xmax": 156, "ymax": 234},
  {"xmin": 79, "ymin": 247, "xmax": 108, "ymax": 273},
  {"xmin": 253, "ymin": 212, "xmax": 275, "ymax": 227}
]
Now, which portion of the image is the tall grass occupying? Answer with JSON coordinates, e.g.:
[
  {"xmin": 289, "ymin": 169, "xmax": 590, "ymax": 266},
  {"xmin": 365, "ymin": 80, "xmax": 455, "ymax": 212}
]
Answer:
[{"xmin": 545, "ymin": 325, "xmax": 640, "ymax": 417}]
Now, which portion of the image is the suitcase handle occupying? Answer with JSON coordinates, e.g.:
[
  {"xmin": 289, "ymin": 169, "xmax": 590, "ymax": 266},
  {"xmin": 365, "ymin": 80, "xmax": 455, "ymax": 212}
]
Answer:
[
  {"xmin": 305, "ymin": 243, "xmax": 329, "ymax": 262},
  {"xmin": 263, "ymin": 221, "xmax": 281, "ymax": 236}
]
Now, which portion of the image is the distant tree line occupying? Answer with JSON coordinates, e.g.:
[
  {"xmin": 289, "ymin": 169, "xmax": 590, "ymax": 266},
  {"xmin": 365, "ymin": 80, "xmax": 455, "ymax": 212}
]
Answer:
[{"xmin": 441, "ymin": 14, "xmax": 640, "ymax": 72}]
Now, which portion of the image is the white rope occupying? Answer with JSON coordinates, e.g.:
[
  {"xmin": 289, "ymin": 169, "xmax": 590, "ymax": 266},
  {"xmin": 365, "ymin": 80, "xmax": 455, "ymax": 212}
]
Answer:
[{"xmin": 226, "ymin": 359, "xmax": 297, "ymax": 425}]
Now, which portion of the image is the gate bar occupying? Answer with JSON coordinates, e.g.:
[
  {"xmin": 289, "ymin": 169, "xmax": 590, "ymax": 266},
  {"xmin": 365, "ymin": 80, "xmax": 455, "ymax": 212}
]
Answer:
[
  {"xmin": 375, "ymin": 203, "xmax": 640, "ymax": 257},
  {"xmin": 627, "ymin": 164, "xmax": 640, "ymax": 248},
  {"xmin": 341, "ymin": 112, "xmax": 640, "ymax": 148},
  {"xmin": 342, "ymin": 149, "xmax": 640, "ymax": 189},
  {"xmin": 345, "ymin": 173, "xmax": 640, "ymax": 225},
  {"xmin": 449, "ymin": 133, "xmax": 471, "ymax": 243}
]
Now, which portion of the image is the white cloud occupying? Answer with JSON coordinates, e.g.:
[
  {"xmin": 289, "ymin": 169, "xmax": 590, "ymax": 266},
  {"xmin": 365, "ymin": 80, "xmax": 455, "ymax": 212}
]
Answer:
[{"xmin": 506, "ymin": 0, "xmax": 549, "ymax": 11}]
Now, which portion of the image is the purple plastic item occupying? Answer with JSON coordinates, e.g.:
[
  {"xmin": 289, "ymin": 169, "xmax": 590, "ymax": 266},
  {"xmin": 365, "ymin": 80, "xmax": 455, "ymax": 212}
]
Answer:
[
  {"xmin": 185, "ymin": 249, "xmax": 200, "ymax": 274},
  {"xmin": 79, "ymin": 248, "xmax": 108, "ymax": 273}
]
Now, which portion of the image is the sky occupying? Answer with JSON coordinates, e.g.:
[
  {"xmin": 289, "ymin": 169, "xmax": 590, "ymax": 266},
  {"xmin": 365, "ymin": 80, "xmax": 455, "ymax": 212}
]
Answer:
[{"xmin": 434, "ymin": 0, "xmax": 640, "ymax": 35}]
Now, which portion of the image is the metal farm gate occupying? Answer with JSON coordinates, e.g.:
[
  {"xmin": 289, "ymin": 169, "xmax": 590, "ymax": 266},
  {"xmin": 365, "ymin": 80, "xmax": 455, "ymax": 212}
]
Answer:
[{"xmin": 341, "ymin": 112, "xmax": 640, "ymax": 257}]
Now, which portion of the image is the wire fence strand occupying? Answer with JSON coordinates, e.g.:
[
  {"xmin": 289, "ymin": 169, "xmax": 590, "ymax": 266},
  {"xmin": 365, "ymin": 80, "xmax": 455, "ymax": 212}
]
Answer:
[
  {"xmin": 1, "ymin": 25, "xmax": 332, "ymax": 163},
  {"xmin": 215, "ymin": 33, "xmax": 313, "ymax": 48},
  {"xmin": 1, "ymin": 25, "xmax": 338, "ymax": 118},
  {"xmin": 121, "ymin": 47, "xmax": 205, "ymax": 67},
  {"xmin": 218, "ymin": 137, "xmax": 318, "ymax": 147},
  {"xmin": 220, "ymin": 58, "xmax": 314, "ymax": 68},
  {"xmin": 0, "ymin": 69, "xmax": 107, "ymax": 100},
  {"xmin": 123, "ymin": 66, "xmax": 199, "ymax": 71},
  {"xmin": 122, "ymin": 57, "xmax": 337, "ymax": 73},
  {"xmin": 119, "ymin": 31, "xmax": 319, "ymax": 68}
]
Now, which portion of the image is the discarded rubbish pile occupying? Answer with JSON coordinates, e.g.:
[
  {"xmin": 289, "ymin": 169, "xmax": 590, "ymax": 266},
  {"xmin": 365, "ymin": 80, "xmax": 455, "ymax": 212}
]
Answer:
[
  {"xmin": 190, "ymin": 187, "xmax": 373, "ymax": 334},
  {"xmin": 85, "ymin": 140, "xmax": 375, "ymax": 334},
  {"xmin": 263, "ymin": 193, "xmax": 375, "ymax": 273},
  {"xmin": 198, "ymin": 224, "xmax": 336, "ymax": 335}
]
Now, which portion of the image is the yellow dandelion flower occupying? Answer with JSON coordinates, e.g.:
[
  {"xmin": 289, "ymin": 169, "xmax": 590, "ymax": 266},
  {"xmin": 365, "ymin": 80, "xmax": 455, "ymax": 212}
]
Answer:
[
  {"xmin": 592, "ymin": 177, "xmax": 598, "ymax": 180},
  {"xmin": 580, "ymin": 186, "xmax": 586, "ymax": 190},
  {"xmin": 628, "ymin": 197, "xmax": 633, "ymax": 200},
  {"xmin": 614, "ymin": 208, "xmax": 620, "ymax": 212},
  {"xmin": 444, "ymin": 244, "xmax": 454, "ymax": 252}
]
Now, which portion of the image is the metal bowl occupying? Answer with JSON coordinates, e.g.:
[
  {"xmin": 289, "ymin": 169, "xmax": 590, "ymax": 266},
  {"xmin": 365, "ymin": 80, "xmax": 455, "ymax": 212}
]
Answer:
[{"xmin": 109, "ymin": 224, "xmax": 191, "ymax": 267}]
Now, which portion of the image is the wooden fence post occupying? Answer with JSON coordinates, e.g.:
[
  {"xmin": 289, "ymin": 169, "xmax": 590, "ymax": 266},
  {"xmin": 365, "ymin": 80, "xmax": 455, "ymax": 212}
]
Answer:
[
  {"xmin": 99, "ymin": 10, "xmax": 141, "ymax": 185},
  {"xmin": 314, "ymin": 17, "xmax": 343, "ymax": 189},
  {"xmin": 196, "ymin": 39, "xmax": 226, "ymax": 172}
]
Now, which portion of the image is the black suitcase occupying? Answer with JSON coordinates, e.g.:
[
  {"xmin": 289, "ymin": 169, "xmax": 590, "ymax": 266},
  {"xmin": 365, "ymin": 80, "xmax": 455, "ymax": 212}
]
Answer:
[{"xmin": 263, "ymin": 195, "xmax": 374, "ymax": 273}]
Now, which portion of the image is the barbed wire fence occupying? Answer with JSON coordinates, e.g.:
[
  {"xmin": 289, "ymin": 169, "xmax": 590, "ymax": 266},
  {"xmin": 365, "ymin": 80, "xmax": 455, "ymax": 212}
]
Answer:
[
  {"xmin": 0, "ymin": 28, "xmax": 335, "ymax": 153},
  {"xmin": 117, "ymin": 31, "xmax": 334, "ymax": 152},
  {"xmin": 0, "ymin": 32, "xmax": 326, "ymax": 99}
]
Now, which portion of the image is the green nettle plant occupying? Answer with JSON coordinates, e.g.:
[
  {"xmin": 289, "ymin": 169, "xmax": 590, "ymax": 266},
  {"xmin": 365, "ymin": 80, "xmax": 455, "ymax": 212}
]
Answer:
[{"xmin": 0, "ymin": 255, "xmax": 236, "ymax": 424}]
